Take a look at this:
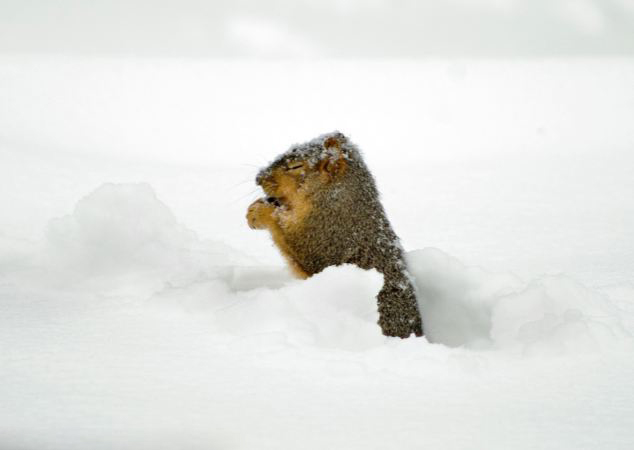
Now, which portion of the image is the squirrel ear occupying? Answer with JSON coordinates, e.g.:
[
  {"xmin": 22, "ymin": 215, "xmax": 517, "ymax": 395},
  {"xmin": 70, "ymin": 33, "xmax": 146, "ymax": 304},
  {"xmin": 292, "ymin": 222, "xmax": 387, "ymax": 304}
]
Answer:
[
  {"xmin": 319, "ymin": 147, "xmax": 347, "ymax": 178},
  {"xmin": 323, "ymin": 132, "xmax": 345, "ymax": 151},
  {"xmin": 319, "ymin": 133, "xmax": 348, "ymax": 178},
  {"xmin": 323, "ymin": 136, "xmax": 340, "ymax": 151}
]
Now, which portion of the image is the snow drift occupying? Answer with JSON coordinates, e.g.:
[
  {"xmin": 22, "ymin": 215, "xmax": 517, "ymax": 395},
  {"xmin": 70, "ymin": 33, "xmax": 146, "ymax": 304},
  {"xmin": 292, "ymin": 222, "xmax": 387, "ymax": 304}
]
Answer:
[
  {"xmin": 10, "ymin": 182, "xmax": 629, "ymax": 357},
  {"xmin": 409, "ymin": 249, "xmax": 630, "ymax": 355},
  {"xmin": 2, "ymin": 183, "xmax": 634, "ymax": 450},
  {"xmin": 40, "ymin": 182, "xmax": 253, "ymax": 290}
]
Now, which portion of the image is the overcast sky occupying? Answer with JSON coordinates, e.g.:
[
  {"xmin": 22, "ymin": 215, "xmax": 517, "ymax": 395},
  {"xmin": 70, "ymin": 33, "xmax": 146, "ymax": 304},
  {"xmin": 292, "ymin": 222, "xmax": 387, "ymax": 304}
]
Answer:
[{"xmin": 1, "ymin": 0, "xmax": 634, "ymax": 57}]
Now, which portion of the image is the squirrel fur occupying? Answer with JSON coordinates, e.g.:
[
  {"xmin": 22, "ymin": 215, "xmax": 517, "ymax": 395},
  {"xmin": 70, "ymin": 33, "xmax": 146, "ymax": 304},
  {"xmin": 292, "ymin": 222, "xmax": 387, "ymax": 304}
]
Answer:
[{"xmin": 246, "ymin": 131, "xmax": 423, "ymax": 338}]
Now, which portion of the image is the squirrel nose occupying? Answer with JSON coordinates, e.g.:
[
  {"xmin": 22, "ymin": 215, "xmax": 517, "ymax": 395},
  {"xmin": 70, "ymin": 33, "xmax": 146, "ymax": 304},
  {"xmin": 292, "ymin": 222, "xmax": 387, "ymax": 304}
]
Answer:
[{"xmin": 256, "ymin": 170, "xmax": 274, "ymax": 187}]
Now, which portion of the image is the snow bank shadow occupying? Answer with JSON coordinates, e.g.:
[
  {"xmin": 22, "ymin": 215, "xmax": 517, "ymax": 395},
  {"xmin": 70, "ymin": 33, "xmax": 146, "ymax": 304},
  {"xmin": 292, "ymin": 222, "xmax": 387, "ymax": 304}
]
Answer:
[
  {"xmin": 25, "ymin": 182, "xmax": 633, "ymax": 356},
  {"xmin": 408, "ymin": 249, "xmax": 631, "ymax": 355}
]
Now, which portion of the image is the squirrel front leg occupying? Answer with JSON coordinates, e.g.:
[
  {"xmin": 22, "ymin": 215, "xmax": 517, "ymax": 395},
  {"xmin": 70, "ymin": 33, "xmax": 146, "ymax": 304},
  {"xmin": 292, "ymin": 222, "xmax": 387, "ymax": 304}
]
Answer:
[
  {"xmin": 246, "ymin": 198, "xmax": 277, "ymax": 230},
  {"xmin": 246, "ymin": 199, "xmax": 309, "ymax": 279}
]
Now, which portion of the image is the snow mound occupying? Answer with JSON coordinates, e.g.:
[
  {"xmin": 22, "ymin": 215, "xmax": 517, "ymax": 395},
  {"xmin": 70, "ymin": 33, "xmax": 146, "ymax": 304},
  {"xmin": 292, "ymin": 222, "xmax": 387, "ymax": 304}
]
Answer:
[
  {"xmin": 409, "ymin": 248, "xmax": 630, "ymax": 355},
  {"xmin": 43, "ymin": 182, "xmax": 252, "ymax": 286},
  {"xmin": 46, "ymin": 183, "xmax": 195, "ymax": 270},
  {"xmin": 25, "ymin": 182, "xmax": 632, "ymax": 357},
  {"xmin": 153, "ymin": 264, "xmax": 385, "ymax": 352}
]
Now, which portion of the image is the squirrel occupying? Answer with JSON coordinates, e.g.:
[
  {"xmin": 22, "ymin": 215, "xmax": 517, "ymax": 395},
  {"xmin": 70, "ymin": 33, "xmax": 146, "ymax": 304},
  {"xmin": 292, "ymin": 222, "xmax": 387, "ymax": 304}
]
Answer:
[{"xmin": 246, "ymin": 131, "xmax": 423, "ymax": 338}]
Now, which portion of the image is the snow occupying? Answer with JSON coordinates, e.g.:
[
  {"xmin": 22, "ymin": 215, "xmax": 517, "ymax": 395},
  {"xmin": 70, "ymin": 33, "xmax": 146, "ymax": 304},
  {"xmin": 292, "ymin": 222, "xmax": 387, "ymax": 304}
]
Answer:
[
  {"xmin": 409, "ymin": 248, "xmax": 630, "ymax": 354},
  {"xmin": 1, "ymin": 57, "xmax": 634, "ymax": 449}
]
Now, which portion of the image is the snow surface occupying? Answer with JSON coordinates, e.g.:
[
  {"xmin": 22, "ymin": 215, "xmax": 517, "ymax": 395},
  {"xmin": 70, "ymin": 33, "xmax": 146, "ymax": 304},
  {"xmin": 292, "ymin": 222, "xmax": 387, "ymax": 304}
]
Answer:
[{"xmin": 1, "ymin": 57, "xmax": 634, "ymax": 449}]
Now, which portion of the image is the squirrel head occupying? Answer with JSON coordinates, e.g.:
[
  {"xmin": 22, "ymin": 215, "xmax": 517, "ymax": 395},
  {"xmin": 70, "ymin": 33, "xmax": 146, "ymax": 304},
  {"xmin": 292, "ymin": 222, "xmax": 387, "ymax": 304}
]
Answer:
[{"xmin": 255, "ymin": 132, "xmax": 351, "ymax": 205}]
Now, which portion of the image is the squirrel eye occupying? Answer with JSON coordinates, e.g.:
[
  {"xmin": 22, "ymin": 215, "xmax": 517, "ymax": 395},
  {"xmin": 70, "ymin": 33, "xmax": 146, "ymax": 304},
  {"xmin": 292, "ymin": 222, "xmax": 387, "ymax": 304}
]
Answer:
[{"xmin": 287, "ymin": 164, "xmax": 303, "ymax": 171}]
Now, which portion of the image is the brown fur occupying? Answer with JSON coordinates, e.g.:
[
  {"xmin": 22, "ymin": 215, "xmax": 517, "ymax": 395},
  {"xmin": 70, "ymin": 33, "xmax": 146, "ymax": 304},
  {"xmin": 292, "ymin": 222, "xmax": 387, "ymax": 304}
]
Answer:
[{"xmin": 247, "ymin": 132, "xmax": 423, "ymax": 338}]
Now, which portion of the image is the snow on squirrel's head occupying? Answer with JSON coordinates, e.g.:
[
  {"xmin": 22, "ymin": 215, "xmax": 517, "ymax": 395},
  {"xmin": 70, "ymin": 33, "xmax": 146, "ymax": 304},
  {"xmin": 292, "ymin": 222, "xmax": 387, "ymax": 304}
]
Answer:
[
  {"xmin": 255, "ymin": 131, "xmax": 371, "ymax": 204},
  {"xmin": 255, "ymin": 131, "xmax": 361, "ymax": 184}
]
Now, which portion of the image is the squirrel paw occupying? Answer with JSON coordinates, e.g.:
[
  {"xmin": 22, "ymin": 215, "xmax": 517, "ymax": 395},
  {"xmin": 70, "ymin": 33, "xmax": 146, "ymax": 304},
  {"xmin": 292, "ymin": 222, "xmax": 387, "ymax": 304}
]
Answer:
[{"xmin": 246, "ymin": 198, "xmax": 276, "ymax": 229}]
